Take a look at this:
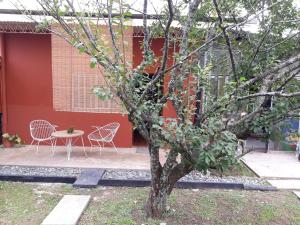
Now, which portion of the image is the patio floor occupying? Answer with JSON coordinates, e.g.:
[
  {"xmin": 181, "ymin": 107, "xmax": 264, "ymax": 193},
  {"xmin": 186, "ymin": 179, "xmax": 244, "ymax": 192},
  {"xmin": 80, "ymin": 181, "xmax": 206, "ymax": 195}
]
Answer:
[
  {"xmin": 242, "ymin": 150, "xmax": 300, "ymax": 190},
  {"xmin": 242, "ymin": 150, "xmax": 300, "ymax": 179},
  {"xmin": 0, "ymin": 145, "xmax": 165, "ymax": 170}
]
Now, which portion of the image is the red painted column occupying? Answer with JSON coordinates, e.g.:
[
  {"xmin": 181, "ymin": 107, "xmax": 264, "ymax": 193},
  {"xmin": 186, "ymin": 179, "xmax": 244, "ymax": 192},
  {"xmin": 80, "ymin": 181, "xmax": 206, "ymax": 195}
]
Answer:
[{"xmin": 0, "ymin": 33, "xmax": 7, "ymax": 133}]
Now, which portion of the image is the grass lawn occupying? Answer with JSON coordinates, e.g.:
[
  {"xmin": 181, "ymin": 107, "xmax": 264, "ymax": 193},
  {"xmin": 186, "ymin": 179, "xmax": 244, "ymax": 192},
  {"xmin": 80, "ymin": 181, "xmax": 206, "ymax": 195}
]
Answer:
[
  {"xmin": 0, "ymin": 181, "xmax": 299, "ymax": 225},
  {"xmin": 217, "ymin": 161, "xmax": 256, "ymax": 177}
]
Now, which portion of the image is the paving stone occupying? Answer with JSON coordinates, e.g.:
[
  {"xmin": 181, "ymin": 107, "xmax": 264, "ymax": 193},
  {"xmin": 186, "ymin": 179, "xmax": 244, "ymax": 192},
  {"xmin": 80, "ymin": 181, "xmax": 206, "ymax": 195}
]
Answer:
[
  {"xmin": 242, "ymin": 151, "xmax": 300, "ymax": 179},
  {"xmin": 293, "ymin": 191, "xmax": 300, "ymax": 199},
  {"xmin": 73, "ymin": 169, "xmax": 105, "ymax": 188},
  {"xmin": 267, "ymin": 180, "xmax": 300, "ymax": 190},
  {"xmin": 244, "ymin": 183, "xmax": 277, "ymax": 191},
  {"xmin": 41, "ymin": 195, "xmax": 91, "ymax": 225}
]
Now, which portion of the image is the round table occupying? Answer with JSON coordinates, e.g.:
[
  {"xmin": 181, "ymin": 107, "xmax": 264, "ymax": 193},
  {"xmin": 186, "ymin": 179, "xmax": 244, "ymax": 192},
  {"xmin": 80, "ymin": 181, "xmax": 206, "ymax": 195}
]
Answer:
[{"xmin": 52, "ymin": 130, "xmax": 86, "ymax": 160}]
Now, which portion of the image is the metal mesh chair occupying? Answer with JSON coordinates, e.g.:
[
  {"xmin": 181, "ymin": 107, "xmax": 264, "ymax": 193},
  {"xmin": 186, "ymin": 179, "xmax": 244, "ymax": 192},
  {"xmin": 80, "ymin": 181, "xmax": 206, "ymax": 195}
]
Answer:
[
  {"xmin": 29, "ymin": 120, "xmax": 57, "ymax": 153},
  {"xmin": 88, "ymin": 122, "xmax": 120, "ymax": 155}
]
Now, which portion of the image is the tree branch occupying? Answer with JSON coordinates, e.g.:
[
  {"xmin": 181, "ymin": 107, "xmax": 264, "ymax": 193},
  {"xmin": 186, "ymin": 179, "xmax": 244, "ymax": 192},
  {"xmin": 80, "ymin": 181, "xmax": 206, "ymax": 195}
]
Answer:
[
  {"xmin": 160, "ymin": 0, "xmax": 174, "ymax": 74},
  {"xmin": 236, "ymin": 53, "xmax": 300, "ymax": 93},
  {"xmin": 201, "ymin": 61, "xmax": 300, "ymax": 123},
  {"xmin": 245, "ymin": 24, "xmax": 273, "ymax": 74},
  {"xmin": 130, "ymin": 0, "xmax": 281, "ymax": 108},
  {"xmin": 142, "ymin": 0, "xmax": 149, "ymax": 58},
  {"xmin": 136, "ymin": 0, "xmax": 174, "ymax": 106},
  {"xmin": 212, "ymin": 0, "xmax": 238, "ymax": 85},
  {"xmin": 106, "ymin": 0, "xmax": 122, "ymax": 65},
  {"xmin": 237, "ymin": 91, "xmax": 300, "ymax": 101}
]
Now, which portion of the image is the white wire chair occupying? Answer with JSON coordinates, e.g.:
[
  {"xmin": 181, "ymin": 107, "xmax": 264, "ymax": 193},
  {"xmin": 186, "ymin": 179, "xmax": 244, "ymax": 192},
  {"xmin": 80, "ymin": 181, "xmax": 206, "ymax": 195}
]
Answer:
[
  {"xmin": 87, "ymin": 122, "xmax": 120, "ymax": 155},
  {"xmin": 29, "ymin": 120, "xmax": 57, "ymax": 153}
]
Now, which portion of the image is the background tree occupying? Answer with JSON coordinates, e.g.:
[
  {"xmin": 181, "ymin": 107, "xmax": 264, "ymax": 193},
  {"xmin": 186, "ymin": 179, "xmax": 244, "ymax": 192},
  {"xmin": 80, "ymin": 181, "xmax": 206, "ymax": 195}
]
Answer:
[{"xmin": 23, "ymin": 0, "xmax": 300, "ymax": 218}]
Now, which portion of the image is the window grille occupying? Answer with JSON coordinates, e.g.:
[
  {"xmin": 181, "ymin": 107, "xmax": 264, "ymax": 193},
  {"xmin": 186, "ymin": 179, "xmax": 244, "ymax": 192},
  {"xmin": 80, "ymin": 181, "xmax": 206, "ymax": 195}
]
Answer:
[
  {"xmin": 71, "ymin": 73, "xmax": 120, "ymax": 113},
  {"xmin": 51, "ymin": 30, "xmax": 131, "ymax": 113}
]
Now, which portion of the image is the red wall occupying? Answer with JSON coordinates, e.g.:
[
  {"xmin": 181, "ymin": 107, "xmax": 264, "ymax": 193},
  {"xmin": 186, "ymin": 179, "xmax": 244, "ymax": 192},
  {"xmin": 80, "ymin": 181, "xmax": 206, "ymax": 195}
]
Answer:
[
  {"xmin": 3, "ymin": 33, "xmax": 132, "ymax": 147},
  {"xmin": 2, "ymin": 34, "xmax": 180, "ymax": 147}
]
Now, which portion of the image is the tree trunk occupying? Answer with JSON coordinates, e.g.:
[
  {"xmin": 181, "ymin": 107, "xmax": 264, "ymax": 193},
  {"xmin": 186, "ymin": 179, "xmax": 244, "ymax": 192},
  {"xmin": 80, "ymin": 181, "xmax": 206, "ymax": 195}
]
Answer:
[
  {"xmin": 145, "ymin": 184, "xmax": 168, "ymax": 218},
  {"xmin": 144, "ymin": 141, "xmax": 167, "ymax": 218},
  {"xmin": 145, "ymin": 163, "xmax": 192, "ymax": 218},
  {"xmin": 144, "ymin": 142, "xmax": 192, "ymax": 218}
]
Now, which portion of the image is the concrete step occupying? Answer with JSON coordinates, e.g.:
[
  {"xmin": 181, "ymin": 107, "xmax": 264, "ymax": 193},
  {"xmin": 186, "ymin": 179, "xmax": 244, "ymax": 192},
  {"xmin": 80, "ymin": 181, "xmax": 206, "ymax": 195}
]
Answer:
[
  {"xmin": 41, "ymin": 195, "xmax": 91, "ymax": 225},
  {"xmin": 73, "ymin": 169, "xmax": 105, "ymax": 188},
  {"xmin": 267, "ymin": 179, "xmax": 300, "ymax": 190}
]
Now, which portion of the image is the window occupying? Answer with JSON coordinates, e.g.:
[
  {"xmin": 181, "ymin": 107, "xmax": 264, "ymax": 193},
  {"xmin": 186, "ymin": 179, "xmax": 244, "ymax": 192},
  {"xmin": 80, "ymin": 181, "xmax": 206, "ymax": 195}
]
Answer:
[{"xmin": 51, "ymin": 29, "xmax": 132, "ymax": 113}]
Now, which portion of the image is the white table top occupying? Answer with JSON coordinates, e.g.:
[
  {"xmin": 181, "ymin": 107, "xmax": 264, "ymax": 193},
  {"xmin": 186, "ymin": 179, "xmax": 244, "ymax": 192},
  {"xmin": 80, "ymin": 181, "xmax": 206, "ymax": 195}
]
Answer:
[{"xmin": 52, "ymin": 130, "xmax": 84, "ymax": 138}]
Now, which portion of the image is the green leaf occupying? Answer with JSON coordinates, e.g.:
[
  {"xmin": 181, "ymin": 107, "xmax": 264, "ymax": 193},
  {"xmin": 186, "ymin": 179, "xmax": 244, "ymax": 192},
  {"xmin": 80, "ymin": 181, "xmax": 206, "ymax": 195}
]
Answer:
[
  {"xmin": 239, "ymin": 76, "xmax": 246, "ymax": 81},
  {"xmin": 90, "ymin": 57, "xmax": 97, "ymax": 68}
]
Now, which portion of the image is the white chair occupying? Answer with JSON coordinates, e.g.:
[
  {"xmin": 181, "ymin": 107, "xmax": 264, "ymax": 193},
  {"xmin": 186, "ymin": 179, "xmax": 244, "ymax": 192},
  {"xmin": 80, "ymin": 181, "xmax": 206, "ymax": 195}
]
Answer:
[
  {"xmin": 29, "ymin": 120, "xmax": 57, "ymax": 153},
  {"xmin": 88, "ymin": 122, "xmax": 120, "ymax": 155}
]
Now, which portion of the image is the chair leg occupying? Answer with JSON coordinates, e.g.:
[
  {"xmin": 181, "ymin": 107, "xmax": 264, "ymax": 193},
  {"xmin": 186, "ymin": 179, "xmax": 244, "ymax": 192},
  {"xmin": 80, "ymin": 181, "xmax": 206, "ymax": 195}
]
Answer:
[
  {"xmin": 35, "ymin": 141, "xmax": 40, "ymax": 153},
  {"xmin": 89, "ymin": 139, "xmax": 93, "ymax": 152},
  {"xmin": 97, "ymin": 140, "xmax": 102, "ymax": 156},
  {"xmin": 111, "ymin": 141, "xmax": 118, "ymax": 153},
  {"xmin": 29, "ymin": 140, "xmax": 35, "ymax": 150},
  {"xmin": 51, "ymin": 139, "xmax": 57, "ymax": 156},
  {"xmin": 81, "ymin": 136, "xmax": 87, "ymax": 157}
]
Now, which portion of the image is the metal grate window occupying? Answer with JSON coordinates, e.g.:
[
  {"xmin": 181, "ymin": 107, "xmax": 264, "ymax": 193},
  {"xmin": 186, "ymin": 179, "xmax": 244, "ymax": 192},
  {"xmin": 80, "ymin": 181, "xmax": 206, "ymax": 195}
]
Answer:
[
  {"xmin": 71, "ymin": 73, "xmax": 120, "ymax": 113},
  {"xmin": 51, "ymin": 30, "xmax": 131, "ymax": 113}
]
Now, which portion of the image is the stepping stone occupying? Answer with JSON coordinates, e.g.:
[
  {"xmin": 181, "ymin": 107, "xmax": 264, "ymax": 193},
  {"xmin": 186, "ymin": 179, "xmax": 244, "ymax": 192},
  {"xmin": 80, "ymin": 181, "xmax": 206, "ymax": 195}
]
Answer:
[
  {"xmin": 293, "ymin": 191, "xmax": 300, "ymax": 199},
  {"xmin": 73, "ymin": 169, "xmax": 105, "ymax": 188},
  {"xmin": 41, "ymin": 195, "xmax": 91, "ymax": 225},
  {"xmin": 267, "ymin": 180, "xmax": 300, "ymax": 190}
]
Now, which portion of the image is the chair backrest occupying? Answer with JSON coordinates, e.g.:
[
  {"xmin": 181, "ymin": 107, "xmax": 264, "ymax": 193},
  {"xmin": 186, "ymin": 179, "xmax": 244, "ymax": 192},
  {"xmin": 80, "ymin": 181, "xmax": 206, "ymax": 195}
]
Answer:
[
  {"xmin": 98, "ymin": 122, "xmax": 120, "ymax": 142},
  {"xmin": 29, "ymin": 120, "xmax": 56, "ymax": 140}
]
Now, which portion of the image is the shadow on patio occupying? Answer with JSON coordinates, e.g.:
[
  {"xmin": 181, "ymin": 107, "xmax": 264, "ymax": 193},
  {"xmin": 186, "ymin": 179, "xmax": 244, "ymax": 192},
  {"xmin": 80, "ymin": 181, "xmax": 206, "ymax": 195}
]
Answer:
[{"xmin": 0, "ymin": 145, "xmax": 166, "ymax": 170}]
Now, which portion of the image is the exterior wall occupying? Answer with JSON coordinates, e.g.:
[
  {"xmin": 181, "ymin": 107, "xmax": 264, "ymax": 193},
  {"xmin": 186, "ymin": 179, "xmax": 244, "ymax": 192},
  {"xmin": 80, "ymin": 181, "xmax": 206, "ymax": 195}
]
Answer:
[
  {"xmin": 0, "ymin": 34, "xmax": 7, "ymax": 134},
  {"xmin": 2, "ymin": 33, "xmax": 180, "ymax": 147},
  {"xmin": 3, "ymin": 33, "xmax": 132, "ymax": 147}
]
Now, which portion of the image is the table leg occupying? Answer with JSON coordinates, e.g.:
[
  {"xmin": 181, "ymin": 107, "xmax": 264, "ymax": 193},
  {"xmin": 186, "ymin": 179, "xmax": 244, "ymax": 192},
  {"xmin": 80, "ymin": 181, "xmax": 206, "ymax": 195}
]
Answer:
[
  {"xmin": 52, "ymin": 138, "xmax": 57, "ymax": 157},
  {"xmin": 81, "ymin": 135, "xmax": 87, "ymax": 157},
  {"xmin": 66, "ymin": 137, "xmax": 72, "ymax": 160}
]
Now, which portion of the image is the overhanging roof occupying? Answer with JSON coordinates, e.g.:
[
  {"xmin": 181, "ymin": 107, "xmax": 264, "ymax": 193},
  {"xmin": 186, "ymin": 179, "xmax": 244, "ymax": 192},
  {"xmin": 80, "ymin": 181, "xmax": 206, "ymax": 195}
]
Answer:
[
  {"xmin": 0, "ymin": 21, "xmax": 183, "ymax": 37},
  {"xmin": 0, "ymin": 8, "xmax": 242, "ymax": 35},
  {"xmin": 0, "ymin": 21, "xmax": 48, "ymax": 33},
  {"xmin": 0, "ymin": 21, "xmax": 146, "ymax": 37}
]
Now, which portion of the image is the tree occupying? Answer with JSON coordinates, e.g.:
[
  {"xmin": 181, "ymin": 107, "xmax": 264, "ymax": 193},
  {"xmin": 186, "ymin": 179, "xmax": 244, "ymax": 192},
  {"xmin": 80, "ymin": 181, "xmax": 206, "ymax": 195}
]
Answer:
[{"xmin": 24, "ymin": 0, "xmax": 299, "ymax": 218}]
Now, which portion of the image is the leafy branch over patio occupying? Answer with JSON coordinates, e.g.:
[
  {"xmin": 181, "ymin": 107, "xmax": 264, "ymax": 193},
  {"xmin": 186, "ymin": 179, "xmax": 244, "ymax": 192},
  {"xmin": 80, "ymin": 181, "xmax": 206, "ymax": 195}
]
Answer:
[{"xmin": 23, "ymin": 0, "xmax": 300, "ymax": 218}]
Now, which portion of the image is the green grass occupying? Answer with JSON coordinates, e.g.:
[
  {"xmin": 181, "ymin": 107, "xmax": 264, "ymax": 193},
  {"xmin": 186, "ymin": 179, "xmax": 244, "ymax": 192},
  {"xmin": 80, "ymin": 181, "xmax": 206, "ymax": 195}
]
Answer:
[
  {"xmin": 79, "ymin": 188, "xmax": 300, "ymax": 225},
  {"xmin": 221, "ymin": 161, "xmax": 256, "ymax": 177},
  {"xmin": 1, "ymin": 181, "xmax": 300, "ymax": 225},
  {"xmin": 259, "ymin": 205, "xmax": 278, "ymax": 223},
  {"xmin": 195, "ymin": 194, "xmax": 217, "ymax": 220},
  {"xmin": 0, "ymin": 182, "xmax": 63, "ymax": 225},
  {"xmin": 81, "ymin": 189, "xmax": 145, "ymax": 225},
  {"xmin": 209, "ymin": 160, "xmax": 257, "ymax": 177}
]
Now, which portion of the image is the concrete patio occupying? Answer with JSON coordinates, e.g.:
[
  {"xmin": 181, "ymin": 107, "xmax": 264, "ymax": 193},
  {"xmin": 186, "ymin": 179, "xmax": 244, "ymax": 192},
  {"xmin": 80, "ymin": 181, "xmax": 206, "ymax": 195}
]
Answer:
[
  {"xmin": 0, "ymin": 145, "xmax": 165, "ymax": 170},
  {"xmin": 242, "ymin": 150, "xmax": 300, "ymax": 179},
  {"xmin": 242, "ymin": 150, "xmax": 300, "ymax": 190}
]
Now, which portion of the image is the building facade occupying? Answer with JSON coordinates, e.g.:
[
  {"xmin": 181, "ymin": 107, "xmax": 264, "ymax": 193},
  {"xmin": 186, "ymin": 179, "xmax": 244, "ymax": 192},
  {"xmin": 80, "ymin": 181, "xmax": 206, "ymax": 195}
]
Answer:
[{"xmin": 0, "ymin": 22, "xmax": 177, "ymax": 147}]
